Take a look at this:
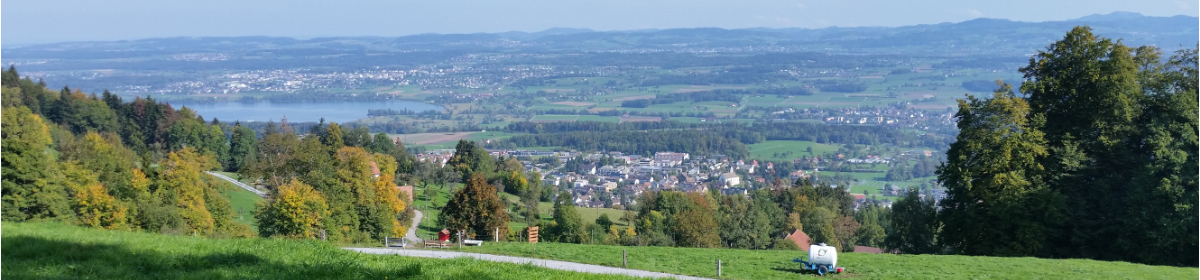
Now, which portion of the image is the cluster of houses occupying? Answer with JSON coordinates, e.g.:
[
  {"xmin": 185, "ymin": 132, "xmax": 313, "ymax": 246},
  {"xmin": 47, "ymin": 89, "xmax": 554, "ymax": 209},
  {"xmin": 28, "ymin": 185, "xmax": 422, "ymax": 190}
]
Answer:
[{"xmin": 409, "ymin": 147, "xmax": 944, "ymax": 212}]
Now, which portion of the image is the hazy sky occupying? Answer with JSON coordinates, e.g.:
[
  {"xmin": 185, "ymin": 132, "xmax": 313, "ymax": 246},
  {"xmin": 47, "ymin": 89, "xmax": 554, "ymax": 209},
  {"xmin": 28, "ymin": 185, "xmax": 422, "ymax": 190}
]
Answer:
[{"xmin": 3, "ymin": 0, "xmax": 1196, "ymax": 44}]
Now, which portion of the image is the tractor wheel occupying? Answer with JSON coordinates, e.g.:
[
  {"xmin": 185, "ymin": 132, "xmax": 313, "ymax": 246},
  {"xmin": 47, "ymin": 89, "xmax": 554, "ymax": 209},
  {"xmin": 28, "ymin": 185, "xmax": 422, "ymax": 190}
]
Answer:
[{"xmin": 817, "ymin": 265, "xmax": 828, "ymax": 276}]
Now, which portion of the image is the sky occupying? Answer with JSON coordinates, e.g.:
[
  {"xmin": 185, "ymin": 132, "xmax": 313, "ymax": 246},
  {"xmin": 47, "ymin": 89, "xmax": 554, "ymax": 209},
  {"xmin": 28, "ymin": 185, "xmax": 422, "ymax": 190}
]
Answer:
[{"xmin": 3, "ymin": 0, "xmax": 1196, "ymax": 44}]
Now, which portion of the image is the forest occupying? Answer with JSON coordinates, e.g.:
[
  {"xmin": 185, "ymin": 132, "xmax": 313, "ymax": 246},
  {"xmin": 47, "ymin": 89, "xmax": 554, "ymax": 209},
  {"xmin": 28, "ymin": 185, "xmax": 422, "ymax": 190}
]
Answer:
[{"xmin": 1, "ymin": 68, "xmax": 415, "ymax": 242}]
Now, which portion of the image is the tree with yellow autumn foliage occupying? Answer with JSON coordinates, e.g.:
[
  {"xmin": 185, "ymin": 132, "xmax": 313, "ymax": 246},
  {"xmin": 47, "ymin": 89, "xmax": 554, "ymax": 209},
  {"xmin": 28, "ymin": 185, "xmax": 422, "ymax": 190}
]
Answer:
[
  {"xmin": 158, "ymin": 147, "xmax": 216, "ymax": 234},
  {"xmin": 256, "ymin": 179, "xmax": 329, "ymax": 239}
]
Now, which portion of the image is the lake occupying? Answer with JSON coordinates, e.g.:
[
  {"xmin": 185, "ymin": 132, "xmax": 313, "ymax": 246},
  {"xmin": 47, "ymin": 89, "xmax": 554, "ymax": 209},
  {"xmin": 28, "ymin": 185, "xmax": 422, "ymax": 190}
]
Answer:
[{"xmin": 181, "ymin": 101, "xmax": 444, "ymax": 123}]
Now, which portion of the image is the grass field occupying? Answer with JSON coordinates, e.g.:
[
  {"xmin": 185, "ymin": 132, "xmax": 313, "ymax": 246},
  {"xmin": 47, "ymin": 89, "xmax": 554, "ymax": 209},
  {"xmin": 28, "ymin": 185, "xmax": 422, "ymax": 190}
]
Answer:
[
  {"xmin": 748, "ymin": 140, "xmax": 841, "ymax": 161},
  {"xmin": 817, "ymin": 171, "xmax": 884, "ymax": 182},
  {"xmin": 459, "ymin": 242, "xmax": 1197, "ymax": 280},
  {"xmin": 2, "ymin": 222, "xmax": 640, "ymax": 280},
  {"xmin": 575, "ymin": 115, "xmax": 621, "ymax": 123},
  {"xmin": 412, "ymin": 184, "xmax": 455, "ymax": 239},
  {"xmin": 530, "ymin": 115, "xmax": 579, "ymax": 122},
  {"xmin": 498, "ymin": 192, "xmax": 633, "ymax": 228},
  {"xmin": 210, "ymin": 172, "xmax": 264, "ymax": 230},
  {"xmin": 414, "ymin": 186, "xmax": 634, "ymax": 239}
]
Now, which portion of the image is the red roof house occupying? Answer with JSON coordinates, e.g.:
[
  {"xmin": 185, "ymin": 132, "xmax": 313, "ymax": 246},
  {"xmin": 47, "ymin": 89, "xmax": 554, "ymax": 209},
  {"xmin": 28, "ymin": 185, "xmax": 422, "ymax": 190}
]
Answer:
[
  {"xmin": 369, "ymin": 162, "xmax": 381, "ymax": 178},
  {"xmin": 785, "ymin": 229, "xmax": 812, "ymax": 250}
]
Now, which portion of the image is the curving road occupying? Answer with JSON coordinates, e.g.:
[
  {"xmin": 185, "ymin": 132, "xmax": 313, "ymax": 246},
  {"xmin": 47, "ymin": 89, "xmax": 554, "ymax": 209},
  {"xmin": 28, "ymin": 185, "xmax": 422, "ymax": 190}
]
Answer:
[{"xmin": 345, "ymin": 247, "xmax": 712, "ymax": 280}]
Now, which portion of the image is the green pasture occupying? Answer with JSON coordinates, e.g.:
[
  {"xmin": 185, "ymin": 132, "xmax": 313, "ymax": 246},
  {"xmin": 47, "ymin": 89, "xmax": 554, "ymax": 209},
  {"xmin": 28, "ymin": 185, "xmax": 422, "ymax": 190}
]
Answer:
[
  {"xmin": 458, "ymin": 242, "xmax": 1196, "ymax": 280},
  {"xmin": 747, "ymin": 140, "xmax": 841, "ymax": 161},
  {"xmin": 210, "ymin": 172, "xmax": 264, "ymax": 230},
  {"xmin": 3, "ymin": 222, "xmax": 638, "ymax": 280}
]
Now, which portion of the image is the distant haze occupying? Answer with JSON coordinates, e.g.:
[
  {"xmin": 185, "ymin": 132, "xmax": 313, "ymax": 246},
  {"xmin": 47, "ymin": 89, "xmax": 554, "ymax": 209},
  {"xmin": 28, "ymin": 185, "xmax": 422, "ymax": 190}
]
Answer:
[{"xmin": 3, "ymin": 0, "xmax": 1196, "ymax": 44}]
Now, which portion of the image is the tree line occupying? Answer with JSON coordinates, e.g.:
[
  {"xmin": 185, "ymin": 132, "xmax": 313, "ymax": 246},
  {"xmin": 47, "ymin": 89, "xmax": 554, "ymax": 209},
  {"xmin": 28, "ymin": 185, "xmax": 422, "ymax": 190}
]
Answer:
[
  {"xmin": 492, "ymin": 130, "xmax": 752, "ymax": 159},
  {"xmin": 504, "ymin": 120, "xmax": 950, "ymax": 151},
  {"xmin": 620, "ymin": 90, "xmax": 743, "ymax": 108}
]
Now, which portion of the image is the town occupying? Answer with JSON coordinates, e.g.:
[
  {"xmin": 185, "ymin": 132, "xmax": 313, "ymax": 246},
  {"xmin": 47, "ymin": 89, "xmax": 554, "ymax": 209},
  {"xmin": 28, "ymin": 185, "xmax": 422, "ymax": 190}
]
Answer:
[{"xmin": 414, "ymin": 148, "xmax": 947, "ymax": 212}]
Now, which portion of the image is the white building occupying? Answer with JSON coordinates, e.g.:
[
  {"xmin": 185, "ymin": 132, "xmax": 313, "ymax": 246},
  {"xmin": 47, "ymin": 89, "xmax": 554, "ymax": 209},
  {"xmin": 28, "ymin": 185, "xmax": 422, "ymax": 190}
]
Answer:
[{"xmin": 720, "ymin": 172, "xmax": 741, "ymax": 187}]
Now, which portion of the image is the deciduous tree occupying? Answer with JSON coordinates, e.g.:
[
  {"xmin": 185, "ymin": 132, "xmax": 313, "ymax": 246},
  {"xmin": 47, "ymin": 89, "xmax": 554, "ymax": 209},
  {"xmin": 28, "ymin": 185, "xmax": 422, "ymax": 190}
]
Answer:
[
  {"xmin": 2, "ymin": 106, "xmax": 73, "ymax": 222},
  {"xmin": 256, "ymin": 179, "xmax": 329, "ymax": 239},
  {"xmin": 440, "ymin": 172, "xmax": 509, "ymax": 240}
]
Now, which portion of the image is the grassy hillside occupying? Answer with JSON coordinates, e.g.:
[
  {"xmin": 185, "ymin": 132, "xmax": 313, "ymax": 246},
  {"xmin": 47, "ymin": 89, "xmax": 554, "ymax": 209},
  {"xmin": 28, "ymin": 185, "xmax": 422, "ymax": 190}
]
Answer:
[
  {"xmin": 2, "ymin": 222, "xmax": 642, "ymax": 280},
  {"xmin": 209, "ymin": 173, "xmax": 265, "ymax": 230},
  {"xmin": 458, "ymin": 242, "xmax": 1197, "ymax": 280}
]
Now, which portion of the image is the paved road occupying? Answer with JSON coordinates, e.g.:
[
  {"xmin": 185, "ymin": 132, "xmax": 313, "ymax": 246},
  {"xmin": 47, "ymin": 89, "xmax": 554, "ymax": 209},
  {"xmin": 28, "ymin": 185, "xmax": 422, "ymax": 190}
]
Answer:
[
  {"xmin": 204, "ymin": 171, "xmax": 267, "ymax": 198},
  {"xmin": 345, "ymin": 248, "xmax": 712, "ymax": 280},
  {"xmin": 405, "ymin": 209, "xmax": 423, "ymax": 243}
]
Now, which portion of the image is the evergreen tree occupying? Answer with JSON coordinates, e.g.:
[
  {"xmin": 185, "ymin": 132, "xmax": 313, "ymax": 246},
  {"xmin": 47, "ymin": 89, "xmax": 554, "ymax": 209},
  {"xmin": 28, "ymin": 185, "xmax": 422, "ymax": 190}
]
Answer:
[{"xmin": 228, "ymin": 124, "xmax": 257, "ymax": 172}]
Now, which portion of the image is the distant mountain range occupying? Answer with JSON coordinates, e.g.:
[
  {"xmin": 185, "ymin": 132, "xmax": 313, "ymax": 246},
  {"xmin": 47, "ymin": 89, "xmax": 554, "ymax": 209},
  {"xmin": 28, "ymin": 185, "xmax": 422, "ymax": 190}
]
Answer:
[{"xmin": 4, "ymin": 12, "xmax": 1196, "ymax": 61}]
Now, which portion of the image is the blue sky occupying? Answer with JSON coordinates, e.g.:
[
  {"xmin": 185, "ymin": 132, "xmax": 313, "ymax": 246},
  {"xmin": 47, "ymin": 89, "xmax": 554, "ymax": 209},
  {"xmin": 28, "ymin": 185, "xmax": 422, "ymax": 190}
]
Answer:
[{"xmin": 3, "ymin": 0, "xmax": 1196, "ymax": 44}]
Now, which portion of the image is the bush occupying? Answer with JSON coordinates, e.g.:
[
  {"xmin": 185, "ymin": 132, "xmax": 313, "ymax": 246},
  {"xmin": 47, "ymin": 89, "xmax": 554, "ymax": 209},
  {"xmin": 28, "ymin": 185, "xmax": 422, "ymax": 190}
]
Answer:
[{"xmin": 773, "ymin": 238, "xmax": 801, "ymax": 250}]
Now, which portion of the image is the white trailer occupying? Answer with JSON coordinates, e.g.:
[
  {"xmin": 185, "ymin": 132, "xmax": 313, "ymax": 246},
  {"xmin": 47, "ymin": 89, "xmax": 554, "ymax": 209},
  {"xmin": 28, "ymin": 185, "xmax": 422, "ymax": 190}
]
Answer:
[{"xmin": 792, "ymin": 243, "xmax": 845, "ymax": 275}]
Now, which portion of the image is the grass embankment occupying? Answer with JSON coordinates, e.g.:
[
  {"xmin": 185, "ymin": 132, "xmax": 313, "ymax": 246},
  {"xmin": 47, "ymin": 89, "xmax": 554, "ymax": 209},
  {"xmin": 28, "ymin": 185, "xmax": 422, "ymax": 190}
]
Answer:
[
  {"xmin": 458, "ymin": 242, "xmax": 1196, "ymax": 280},
  {"xmin": 2, "ymin": 222, "xmax": 643, "ymax": 280}
]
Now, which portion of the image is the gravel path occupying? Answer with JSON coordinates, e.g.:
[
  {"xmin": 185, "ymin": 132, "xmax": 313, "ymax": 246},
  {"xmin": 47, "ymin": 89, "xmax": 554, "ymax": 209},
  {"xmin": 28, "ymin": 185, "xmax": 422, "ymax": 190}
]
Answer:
[
  {"xmin": 405, "ymin": 209, "xmax": 423, "ymax": 243},
  {"xmin": 345, "ymin": 248, "xmax": 712, "ymax": 280}
]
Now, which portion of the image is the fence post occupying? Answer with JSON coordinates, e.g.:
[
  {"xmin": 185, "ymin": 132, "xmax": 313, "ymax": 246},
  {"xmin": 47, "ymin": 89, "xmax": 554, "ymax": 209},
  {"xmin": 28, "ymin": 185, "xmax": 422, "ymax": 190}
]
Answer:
[
  {"xmin": 623, "ymin": 249, "xmax": 628, "ymax": 268},
  {"xmin": 320, "ymin": 229, "xmax": 327, "ymax": 241},
  {"xmin": 495, "ymin": 227, "xmax": 499, "ymax": 242},
  {"xmin": 717, "ymin": 258, "xmax": 722, "ymax": 277}
]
